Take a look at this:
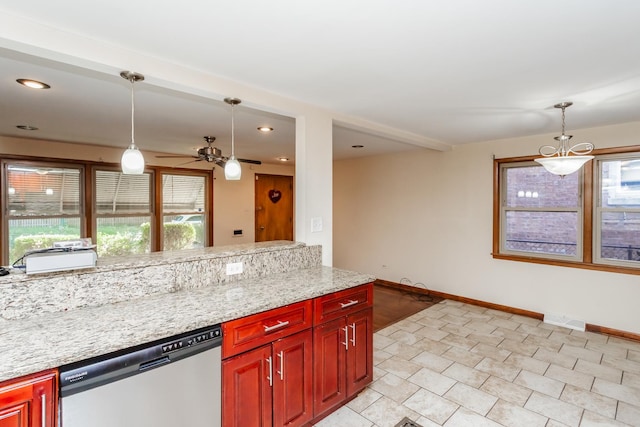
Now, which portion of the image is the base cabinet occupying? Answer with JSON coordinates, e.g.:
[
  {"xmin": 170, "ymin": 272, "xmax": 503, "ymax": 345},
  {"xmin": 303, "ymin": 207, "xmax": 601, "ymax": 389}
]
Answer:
[
  {"xmin": 0, "ymin": 370, "xmax": 57, "ymax": 427},
  {"xmin": 313, "ymin": 308, "xmax": 373, "ymax": 418},
  {"xmin": 222, "ymin": 283, "xmax": 374, "ymax": 427},
  {"xmin": 223, "ymin": 330, "xmax": 314, "ymax": 427}
]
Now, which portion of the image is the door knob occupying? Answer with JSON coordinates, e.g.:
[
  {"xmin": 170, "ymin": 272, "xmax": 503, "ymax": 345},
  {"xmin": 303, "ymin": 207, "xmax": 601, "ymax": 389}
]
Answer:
[{"xmin": 260, "ymin": 226, "xmax": 265, "ymax": 230}]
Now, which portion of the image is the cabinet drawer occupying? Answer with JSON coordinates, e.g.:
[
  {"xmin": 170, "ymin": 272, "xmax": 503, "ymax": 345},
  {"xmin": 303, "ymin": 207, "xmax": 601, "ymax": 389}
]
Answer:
[
  {"xmin": 222, "ymin": 300, "xmax": 313, "ymax": 358},
  {"xmin": 313, "ymin": 283, "xmax": 373, "ymax": 324}
]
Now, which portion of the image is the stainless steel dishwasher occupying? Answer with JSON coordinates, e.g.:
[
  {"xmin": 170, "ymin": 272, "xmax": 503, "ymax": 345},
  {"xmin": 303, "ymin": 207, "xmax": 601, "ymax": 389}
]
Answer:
[{"xmin": 59, "ymin": 324, "xmax": 222, "ymax": 427}]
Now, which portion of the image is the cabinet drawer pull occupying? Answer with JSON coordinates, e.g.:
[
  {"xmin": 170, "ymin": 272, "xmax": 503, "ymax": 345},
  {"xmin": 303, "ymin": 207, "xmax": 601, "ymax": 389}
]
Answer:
[
  {"xmin": 266, "ymin": 356, "xmax": 273, "ymax": 387},
  {"xmin": 41, "ymin": 393, "xmax": 46, "ymax": 427},
  {"xmin": 342, "ymin": 326, "xmax": 349, "ymax": 350},
  {"xmin": 340, "ymin": 299, "xmax": 359, "ymax": 309},
  {"xmin": 263, "ymin": 320, "xmax": 290, "ymax": 332},
  {"xmin": 350, "ymin": 323, "xmax": 356, "ymax": 347},
  {"xmin": 277, "ymin": 350, "xmax": 284, "ymax": 381}
]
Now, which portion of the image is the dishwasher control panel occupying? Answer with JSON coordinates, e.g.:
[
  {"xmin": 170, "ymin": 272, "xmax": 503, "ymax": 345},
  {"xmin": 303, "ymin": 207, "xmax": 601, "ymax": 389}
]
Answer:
[{"xmin": 161, "ymin": 328, "xmax": 222, "ymax": 354}]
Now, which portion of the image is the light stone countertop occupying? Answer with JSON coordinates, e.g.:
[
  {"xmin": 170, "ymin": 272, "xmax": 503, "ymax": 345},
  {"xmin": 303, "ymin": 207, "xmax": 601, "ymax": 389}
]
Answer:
[
  {"xmin": 0, "ymin": 266, "xmax": 375, "ymax": 382},
  {"xmin": 0, "ymin": 241, "xmax": 306, "ymax": 285}
]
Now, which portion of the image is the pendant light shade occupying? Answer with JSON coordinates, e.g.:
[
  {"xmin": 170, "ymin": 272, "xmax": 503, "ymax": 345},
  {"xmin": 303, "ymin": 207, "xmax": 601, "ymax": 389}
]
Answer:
[
  {"xmin": 534, "ymin": 102, "xmax": 594, "ymax": 177},
  {"xmin": 224, "ymin": 97, "xmax": 242, "ymax": 180},
  {"xmin": 120, "ymin": 71, "xmax": 145, "ymax": 175}
]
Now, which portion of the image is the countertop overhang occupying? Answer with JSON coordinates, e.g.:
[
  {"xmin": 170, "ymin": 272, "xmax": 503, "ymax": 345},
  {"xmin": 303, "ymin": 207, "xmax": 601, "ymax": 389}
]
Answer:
[{"xmin": 0, "ymin": 265, "xmax": 374, "ymax": 382}]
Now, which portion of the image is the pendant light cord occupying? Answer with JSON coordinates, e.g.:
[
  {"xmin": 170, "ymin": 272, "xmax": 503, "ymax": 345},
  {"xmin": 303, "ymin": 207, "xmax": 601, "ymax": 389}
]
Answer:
[
  {"xmin": 230, "ymin": 103, "xmax": 235, "ymax": 157},
  {"xmin": 130, "ymin": 78, "xmax": 135, "ymax": 146}
]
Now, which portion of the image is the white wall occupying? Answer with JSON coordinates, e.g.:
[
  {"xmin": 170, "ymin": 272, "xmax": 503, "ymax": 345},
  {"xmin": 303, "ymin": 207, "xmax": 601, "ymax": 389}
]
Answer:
[
  {"xmin": 0, "ymin": 135, "xmax": 294, "ymax": 247},
  {"xmin": 334, "ymin": 121, "xmax": 640, "ymax": 335}
]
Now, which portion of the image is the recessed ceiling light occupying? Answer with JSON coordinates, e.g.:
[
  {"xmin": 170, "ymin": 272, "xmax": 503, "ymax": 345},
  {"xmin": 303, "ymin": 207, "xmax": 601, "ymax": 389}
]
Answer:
[
  {"xmin": 16, "ymin": 79, "xmax": 51, "ymax": 89},
  {"xmin": 352, "ymin": 145, "xmax": 364, "ymax": 148},
  {"xmin": 278, "ymin": 157, "xmax": 289, "ymax": 162},
  {"xmin": 257, "ymin": 126, "xmax": 274, "ymax": 133},
  {"xmin": 16, "ymin": 125, "xmax": 38, "ymax": 131}
]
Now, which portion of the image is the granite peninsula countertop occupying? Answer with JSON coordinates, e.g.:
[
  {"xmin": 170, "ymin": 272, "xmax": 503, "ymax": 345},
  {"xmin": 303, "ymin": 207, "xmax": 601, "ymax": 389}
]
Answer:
[{"xmin": 0, "ymin": 265, "xmax": 375, "ymax": 382}]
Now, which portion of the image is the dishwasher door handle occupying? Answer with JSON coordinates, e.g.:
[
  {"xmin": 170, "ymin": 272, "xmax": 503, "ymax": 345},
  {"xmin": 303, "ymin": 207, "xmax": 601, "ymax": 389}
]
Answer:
[{"xmin": 139, "ymin": 356, "xmax": 171, "ymax": 371}]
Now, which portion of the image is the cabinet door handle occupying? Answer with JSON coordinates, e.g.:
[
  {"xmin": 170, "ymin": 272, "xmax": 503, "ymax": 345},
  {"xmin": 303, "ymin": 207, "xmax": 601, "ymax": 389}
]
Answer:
[
  {"xmin": 263, "ymin": 320, "xmax": 290, "ymax": 333},
  {"xmin": 266, "ymin": 356, "xmax": 273, "ymax": 387},
  {"xmin": 277, "ymin": 350, "xmax": 284, "ymax": 381},
  {"xmin": 350, "ymin": 323, "xmax": 356, "ymax": 347},
  {"xmin": 341, "ymin": 326, "xmax": 349, "ymax": 350},
  {"xmin": 340, "ymin": 299, "xmax": 358, "ymax": 309},
  {"xmin": 41, "ymin": 393, "xmax": 46, "ymax": 427}
]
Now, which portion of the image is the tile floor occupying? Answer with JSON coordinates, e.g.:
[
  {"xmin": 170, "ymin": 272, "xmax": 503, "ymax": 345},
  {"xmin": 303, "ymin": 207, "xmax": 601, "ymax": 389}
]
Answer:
[{"xmin": 314, "ymin": 300, "xmax": 640, "ymax": 427}]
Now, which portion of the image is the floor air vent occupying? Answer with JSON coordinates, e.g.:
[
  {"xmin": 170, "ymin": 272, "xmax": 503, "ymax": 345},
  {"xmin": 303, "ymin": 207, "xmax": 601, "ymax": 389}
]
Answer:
[
  {"xmin": 544, "ymin": 312, "xmax": 586, "ymax": 331},
  {"xmin": 394, "ymin": 417, "xmax": 423, "ymax": 427}
]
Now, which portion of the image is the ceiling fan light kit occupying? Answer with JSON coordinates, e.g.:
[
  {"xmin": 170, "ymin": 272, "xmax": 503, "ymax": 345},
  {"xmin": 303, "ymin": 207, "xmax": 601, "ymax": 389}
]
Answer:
[
  {"xmin": 224, "ymin": 97, "xmax": 242, "ymax": 180},
  {"xmin": 534, "ymin": 101, "xmax": 594, "ymax": 177},
  {"xmin": 120, "ymin": 71, "xmax": 146, "ymax": 175}
]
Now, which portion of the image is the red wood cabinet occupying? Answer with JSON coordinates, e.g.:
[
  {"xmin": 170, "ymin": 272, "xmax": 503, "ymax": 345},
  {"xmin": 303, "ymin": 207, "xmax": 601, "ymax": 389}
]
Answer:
[
  {"xmin": 222, "ymin": 282, "xmax": 374, "ymax": 427},
  {"xmin": 313, "ymin": 284, "xmax": 373, "ymax": 419},
  {"xmin": 222, "ymin": 306, "xmax": 314, "ymax": 427},
  {"xmin": 0, "ymin": 370, "xmax": 57, "ymax": 427},
  {"xmin": 223, "ymin": 300, "xmax": 313, "ymax": 359}
]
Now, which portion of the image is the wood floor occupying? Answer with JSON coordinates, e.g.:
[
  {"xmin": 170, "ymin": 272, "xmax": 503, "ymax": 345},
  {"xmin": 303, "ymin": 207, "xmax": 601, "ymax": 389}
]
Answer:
[{"xmin": 373, "ymin": 282, "xmax": 443, "ymax": 332}]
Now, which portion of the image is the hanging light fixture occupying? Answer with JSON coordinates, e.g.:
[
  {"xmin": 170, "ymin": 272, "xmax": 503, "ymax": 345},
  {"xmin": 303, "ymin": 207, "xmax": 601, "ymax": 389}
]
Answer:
[
  {"xmin": 534, "ymin": 102, "xmax": 594, "ymax": 177},
  {"xmin": 120, "ymin": 71, "xmax": 145, "ymax": 174},
  {"xmin": 224, "ymin": 97, "xmax": 242, "ymax": 180}
]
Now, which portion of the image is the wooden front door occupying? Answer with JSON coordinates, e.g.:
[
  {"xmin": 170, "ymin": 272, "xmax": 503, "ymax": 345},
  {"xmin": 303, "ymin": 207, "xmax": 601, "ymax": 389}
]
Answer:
[{"xmin": 255, "ymin": 174, "xmax": 293, "ymax": 242}]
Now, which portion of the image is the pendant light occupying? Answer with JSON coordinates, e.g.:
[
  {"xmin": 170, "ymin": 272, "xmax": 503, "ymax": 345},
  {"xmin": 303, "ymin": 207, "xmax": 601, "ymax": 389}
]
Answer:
[
  {"xmin": 224, "ymin": 97, "xmax": 242, "ymax": 180},
  {"xmin": 120, "ymin": 71, "xmax": 145, "ymax": 174},
  {"xmin": 534, "ymin": 102, "xmax": 594, "ymax": 177}
]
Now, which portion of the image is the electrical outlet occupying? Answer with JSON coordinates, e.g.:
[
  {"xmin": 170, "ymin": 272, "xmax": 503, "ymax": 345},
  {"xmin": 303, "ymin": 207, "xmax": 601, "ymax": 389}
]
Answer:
[{"xmin": 226, "ymin": 262, "xmax": 243, "ymax": 275}]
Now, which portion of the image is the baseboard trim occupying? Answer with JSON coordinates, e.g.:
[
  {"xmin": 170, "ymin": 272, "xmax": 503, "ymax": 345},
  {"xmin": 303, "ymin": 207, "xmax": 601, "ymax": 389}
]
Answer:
[{"xmin": 374, "ymin": 279, "xmax": 640, "ymax": 343}]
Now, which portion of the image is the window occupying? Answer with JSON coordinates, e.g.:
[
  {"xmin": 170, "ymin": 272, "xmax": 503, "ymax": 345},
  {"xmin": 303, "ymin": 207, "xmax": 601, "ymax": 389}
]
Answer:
[
  {"xmin": 3, "ymin": 162, "xmax": 83, "ymax": 264},
  {"xmin": 500, "ymin": 162, "xmax": 583, "ymax": 261},
  {"xmin": 1, "ymin": 156, "xmax": 214, "ymax": 265},
  {"xmin": 494, "ymin": 146, "xmax": 640, "ymax": 274},
  {"xmin": 162, "ymin": 173, "xmax": 207, "ymax": 250},
  {"xmin": 94, "ymin": 168, "xmax": 153, "ymax": 257},
  {"xmin": 595, "ymin": 155, "xmax": 640, "ymax": 267}
]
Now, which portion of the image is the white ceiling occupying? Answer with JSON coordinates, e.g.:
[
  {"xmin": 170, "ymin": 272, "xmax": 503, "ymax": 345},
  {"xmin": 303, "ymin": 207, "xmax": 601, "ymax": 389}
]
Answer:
[{"xmin": 1, "ymin": 1, "xmax": 640, "ymax": 165}]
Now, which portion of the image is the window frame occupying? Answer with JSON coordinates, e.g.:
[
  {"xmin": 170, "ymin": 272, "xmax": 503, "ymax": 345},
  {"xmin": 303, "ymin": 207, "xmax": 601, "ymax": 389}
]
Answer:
[
  {"xmin": 593, "ymin": 152, "xmax": 640, "ymax": 268},
  {"xmin": 498, "ymin": 160, "xmax": 586, "ymax": 262},
  {"xmin": 0, "ymin": 154, "xmax": 214, "ymax": 265},
  {"xmin": 158, "ymin": 170, "xmax": 212, "ymax": 250},
  {"xmin": 493, "ymin": 145, "xmax": 640, "ymax": 276},
  {"xmin": 92, "ymin": 165, "xmax": 155, "ymax": 256},
  {"xmin": 1, "ymin": 159, "xmax": 86, "ymax": 264}
]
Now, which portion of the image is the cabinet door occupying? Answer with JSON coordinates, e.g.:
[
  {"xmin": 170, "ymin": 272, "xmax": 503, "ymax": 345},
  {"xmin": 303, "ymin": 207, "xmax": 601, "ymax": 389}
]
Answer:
[
  {"xmin": 223, "ymin": 345, "xmax": 273, "ymax": 427},
  {"xmin": 312, "ymin": 317, "xmax": 347, "ymax": 417},
  {"xmin": 346, "ymin": 308, "xmax": 374, "ymax": 397},
  {"xmin": 0, "ymin": 398, "xmax": 29, "ymax": 427},
  {"xmin": 0, "ymin": 370, "xmax": 56, "ymax": 427},
  {"xmin": 272, "ymin": 330, "xmax": 313, "ymax": 427}
]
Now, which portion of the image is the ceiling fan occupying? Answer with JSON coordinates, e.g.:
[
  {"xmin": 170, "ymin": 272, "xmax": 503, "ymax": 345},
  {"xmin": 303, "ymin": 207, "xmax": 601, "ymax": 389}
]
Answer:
[{"xmin": 156, "ymin": 136, "xmax": 262, "ymax": 167}]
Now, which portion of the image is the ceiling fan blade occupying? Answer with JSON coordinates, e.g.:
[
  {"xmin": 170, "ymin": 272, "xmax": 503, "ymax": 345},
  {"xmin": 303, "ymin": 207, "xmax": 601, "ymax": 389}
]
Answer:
[
  {"xmin": 238, "ymin": 158, "xmax": 262, "ymax": 165},
  {"xmin": 214, "ymin": 158, "xmax": 227, "ymax": 168},
  {"xmin": 155, "ymin": 154, "xmax": 199, "ymax": 159},
  {"xmin": 173, "ymin": 159, "xmax": 199, "ymax": 167}
]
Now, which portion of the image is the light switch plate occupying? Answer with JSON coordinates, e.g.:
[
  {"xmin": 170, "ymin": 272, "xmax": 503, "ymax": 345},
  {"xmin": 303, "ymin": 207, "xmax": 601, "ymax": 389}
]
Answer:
[
  {"xmin": 226, "ymin": 262, "xmax": 243, "ymax": 275},
  {"xmin": 311, "ymin": 217, "xmax": 323, "ymax": 233}
]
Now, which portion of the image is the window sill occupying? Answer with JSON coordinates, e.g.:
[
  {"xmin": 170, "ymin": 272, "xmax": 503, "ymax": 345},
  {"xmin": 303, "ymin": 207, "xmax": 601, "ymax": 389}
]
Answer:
[{"xmin": 492, "ymin": 253, "xmax": 640, "ymax": 276}]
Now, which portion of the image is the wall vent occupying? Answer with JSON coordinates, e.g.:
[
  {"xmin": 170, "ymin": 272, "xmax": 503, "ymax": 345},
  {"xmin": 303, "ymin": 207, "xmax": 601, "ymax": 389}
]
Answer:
[{"xmin": 544, "ymin": 313, "xmax": 586, "ymax": 331}]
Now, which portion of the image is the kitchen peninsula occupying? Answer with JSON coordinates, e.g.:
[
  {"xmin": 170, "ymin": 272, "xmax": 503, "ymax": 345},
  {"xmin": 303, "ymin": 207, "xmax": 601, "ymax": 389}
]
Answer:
[{"xmin": 0, "ymin": 241, "xmax": 374, "ymax": 381}]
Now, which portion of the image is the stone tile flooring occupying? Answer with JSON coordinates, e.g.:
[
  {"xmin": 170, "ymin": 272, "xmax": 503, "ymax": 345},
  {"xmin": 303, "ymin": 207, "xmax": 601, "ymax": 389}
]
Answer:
[{"xmin": 314, "ymin": 300, "xmax": 640, "ymax": 427}]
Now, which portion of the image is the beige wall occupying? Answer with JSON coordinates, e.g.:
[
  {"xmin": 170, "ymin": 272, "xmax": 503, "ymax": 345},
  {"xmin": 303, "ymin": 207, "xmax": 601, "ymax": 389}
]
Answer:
[
  {"xmin": 0, "ymin": 136, "xmax": 294, "ymax": 247},
  {"xmin": 333, "ymin": 121, "xmax": 640, "ymax": 335}
]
